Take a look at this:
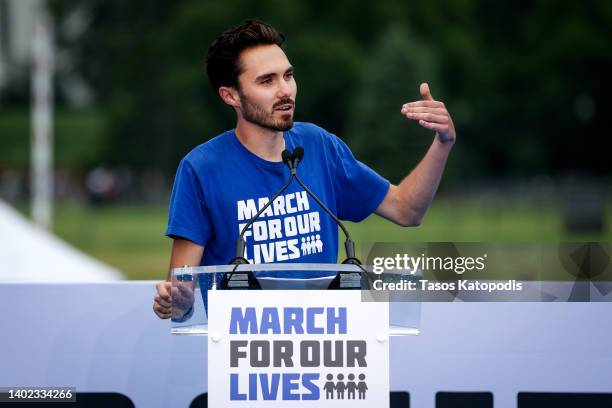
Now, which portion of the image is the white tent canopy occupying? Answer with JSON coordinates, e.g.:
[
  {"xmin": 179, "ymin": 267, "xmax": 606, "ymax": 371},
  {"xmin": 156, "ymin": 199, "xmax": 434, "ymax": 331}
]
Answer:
[{"xmin": 0, "ymin": 200, "xmax": 123, "ymax": 282}]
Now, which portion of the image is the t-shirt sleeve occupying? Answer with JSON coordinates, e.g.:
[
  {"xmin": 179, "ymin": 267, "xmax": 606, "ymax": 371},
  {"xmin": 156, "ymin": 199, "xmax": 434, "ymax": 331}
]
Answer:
[
  {"xmin": 165, "ymin": 158, "xmax": 212, "ymax": 246},
  {"xmin": 329, "ymin": 133, "xmax": 390, "ymax": 222}
]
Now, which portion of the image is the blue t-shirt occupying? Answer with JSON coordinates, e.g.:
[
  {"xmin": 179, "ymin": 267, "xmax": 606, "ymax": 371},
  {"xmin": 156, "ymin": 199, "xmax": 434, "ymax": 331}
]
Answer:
[{"xmin": 166, "ymin": 122, "xmax": 389, "ymax": 278}]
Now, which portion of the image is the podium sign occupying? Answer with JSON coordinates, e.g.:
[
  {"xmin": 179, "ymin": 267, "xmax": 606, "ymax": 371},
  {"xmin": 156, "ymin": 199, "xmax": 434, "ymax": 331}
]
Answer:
[{"xmin": 208, "ymin": 290, "xmax": 389, "ymax": 406}]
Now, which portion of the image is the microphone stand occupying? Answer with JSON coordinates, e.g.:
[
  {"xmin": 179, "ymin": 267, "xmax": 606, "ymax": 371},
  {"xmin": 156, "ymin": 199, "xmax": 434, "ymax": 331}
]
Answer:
[
  {"xmin": 222, "ymin": 150, "xmax": 295, "ymax": 289},
  {"xmin": 223, "ymin": 147, "xmax": 366, "ymax": 290},
  {"xmin": 289, "ymin": 148, "xmax": 366, "ymax": 289}
]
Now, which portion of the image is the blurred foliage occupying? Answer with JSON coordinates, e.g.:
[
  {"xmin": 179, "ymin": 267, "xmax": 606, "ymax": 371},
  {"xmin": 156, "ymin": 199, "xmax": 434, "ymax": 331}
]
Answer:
[
  {"xmin": 0, "ymin": 110, "xmax": 106, "ymax": 169},
  {"xmin": 25, "ymin": 0, "xmax": 610, "ymax": 180},
  {"xmin": 347, "ymin": 24, "xmax": 441, "ymax": 183}
]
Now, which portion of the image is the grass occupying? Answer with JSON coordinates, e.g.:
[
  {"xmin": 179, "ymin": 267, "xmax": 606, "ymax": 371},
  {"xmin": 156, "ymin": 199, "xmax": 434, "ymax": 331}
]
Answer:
[
  {"xmin": 49, "ymin": 199, "xmax": 612, "ymax": 280},
  {"xmin": 52, "ymin": 205, "xmax": 172, "ymax": 280}
]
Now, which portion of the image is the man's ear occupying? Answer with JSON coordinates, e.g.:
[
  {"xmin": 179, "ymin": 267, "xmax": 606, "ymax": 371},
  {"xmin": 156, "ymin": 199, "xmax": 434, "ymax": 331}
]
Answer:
[{"xmin": 218, "ymin": 86, "xmax": 240, "ymax": 108}]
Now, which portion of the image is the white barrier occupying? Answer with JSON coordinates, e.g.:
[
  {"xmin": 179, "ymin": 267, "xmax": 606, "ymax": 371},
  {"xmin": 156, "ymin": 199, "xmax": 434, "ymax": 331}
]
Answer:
[{"xmin": 0, "ymin": 282, "xmax": 610, "ymax": 407}]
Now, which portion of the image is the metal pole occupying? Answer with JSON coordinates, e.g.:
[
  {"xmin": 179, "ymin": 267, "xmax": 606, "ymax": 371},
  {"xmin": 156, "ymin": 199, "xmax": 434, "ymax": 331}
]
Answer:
[{"xmin": 30, "ymin": 10, "xmax": 53, "ymax": 230}]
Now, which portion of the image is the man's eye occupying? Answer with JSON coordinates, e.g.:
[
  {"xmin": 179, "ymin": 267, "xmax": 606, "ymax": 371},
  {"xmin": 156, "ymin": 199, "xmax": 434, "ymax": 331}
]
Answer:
[
  {"xmin": 285, "ymin": 72, "xmax": 293, "ymax": 79},
  {"xmin": 261, "ymin": 78, "xmax": 272, "ymax": 84}
]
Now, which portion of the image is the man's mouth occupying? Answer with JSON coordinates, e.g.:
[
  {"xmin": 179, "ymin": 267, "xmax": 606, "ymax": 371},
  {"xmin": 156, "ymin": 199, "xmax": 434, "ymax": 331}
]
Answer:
[{"xmin": 274, "ymin": 102, "xmax": 295, "ymax": 112}]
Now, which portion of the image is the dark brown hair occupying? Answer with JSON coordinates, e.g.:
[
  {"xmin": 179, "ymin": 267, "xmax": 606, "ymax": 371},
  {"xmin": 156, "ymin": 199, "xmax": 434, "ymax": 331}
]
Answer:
[{"xmin": 205, "ymin": 20, "xmax": 285, "ymax": 94}]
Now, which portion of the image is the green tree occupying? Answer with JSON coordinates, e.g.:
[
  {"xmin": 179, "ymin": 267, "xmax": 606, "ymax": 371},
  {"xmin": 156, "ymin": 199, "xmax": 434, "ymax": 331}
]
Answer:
[{"xmin": 346, "ymin": 25, "xmax": 442, "ymax": 183}]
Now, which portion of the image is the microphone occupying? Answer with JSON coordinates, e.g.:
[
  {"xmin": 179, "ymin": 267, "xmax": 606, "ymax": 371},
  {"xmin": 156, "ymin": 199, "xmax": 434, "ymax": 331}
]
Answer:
[
  {"xmin": 282, "ymin": 149, "xmax": 293, "ymax": 168},
  {"xmin": 292, "ymin": 146, "xmax": 304, "ymax": 169},
  {"xmin": 290, "ymin": 147, "xmax": 361, "ymax": 266}
]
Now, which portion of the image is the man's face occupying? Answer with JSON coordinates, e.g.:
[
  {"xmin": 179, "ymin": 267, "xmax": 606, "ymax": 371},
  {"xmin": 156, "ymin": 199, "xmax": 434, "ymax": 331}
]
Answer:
[{"xmin": 235, "ymin": 44, "xmax": 297, "ymax": 131}]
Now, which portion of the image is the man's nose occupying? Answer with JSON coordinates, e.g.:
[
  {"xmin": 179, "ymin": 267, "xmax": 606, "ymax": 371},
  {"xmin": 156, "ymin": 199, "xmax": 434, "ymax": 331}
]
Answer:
[{"xmin": 276, "ymin": 79, "xmax": 292, "ymax": 98}]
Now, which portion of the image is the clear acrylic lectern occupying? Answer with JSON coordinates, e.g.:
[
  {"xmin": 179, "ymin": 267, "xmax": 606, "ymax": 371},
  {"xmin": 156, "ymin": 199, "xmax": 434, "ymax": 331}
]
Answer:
[{"xmin": 170, "ymin": 263, "xmax": 421, "ymax": 336}]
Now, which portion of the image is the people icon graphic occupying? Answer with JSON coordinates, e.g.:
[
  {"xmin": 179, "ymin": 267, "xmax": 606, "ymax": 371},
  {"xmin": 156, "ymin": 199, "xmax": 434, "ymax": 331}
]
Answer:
[
  {"xmin": 357, "ymin": 373, "xmax": 368, "ymax": 399},
  {"xmin": 300, "ymin": 235, "xmax": 324, "ymax": 256},
  {"xmin": 336, "ymin": 374, "xmax": 346, "ymax": 399},
  {"xmin": 322, "ymin": 373, "xmax": 367, "ymax": 400},
  {"xmin": 346, "ymin": 373, "xmax": 357, "ymax": 399},
  {"xmin": 315, "ymin": 234, "xmax": 323, "ymax": 253},
  {"xmin": 323, "ymin": 374, "xmax": 335, "ymax": 399}
]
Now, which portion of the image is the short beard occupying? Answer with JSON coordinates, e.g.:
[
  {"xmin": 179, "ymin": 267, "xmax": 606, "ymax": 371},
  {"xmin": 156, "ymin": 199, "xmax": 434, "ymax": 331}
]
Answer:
[{"xmin": 238, "ymin": 89, "xmax": 294, "ymax": 132}]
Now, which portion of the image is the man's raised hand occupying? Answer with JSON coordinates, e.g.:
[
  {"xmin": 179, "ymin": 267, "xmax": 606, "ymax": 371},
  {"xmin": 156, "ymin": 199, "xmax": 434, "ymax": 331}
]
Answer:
[{"xmin": 401, "ymin": 83, "xmax": 456, "ymax": 144}]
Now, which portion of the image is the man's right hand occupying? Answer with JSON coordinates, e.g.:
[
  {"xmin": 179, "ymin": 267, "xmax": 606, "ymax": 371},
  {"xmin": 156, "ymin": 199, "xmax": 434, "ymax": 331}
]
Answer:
[
  {"xmin": 153, "ymin": 281, "xmax": 172, "ymax": 319},
  {"xmin": 155, "ymin": 238, "xmax": 204, "ymax": 319}
]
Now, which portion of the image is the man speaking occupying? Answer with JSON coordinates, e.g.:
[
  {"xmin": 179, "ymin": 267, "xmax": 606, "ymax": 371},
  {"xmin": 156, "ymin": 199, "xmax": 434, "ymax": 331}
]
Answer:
[{"xmin": 154, "ymin": 20, "xmax": 456, "ymax": 319}]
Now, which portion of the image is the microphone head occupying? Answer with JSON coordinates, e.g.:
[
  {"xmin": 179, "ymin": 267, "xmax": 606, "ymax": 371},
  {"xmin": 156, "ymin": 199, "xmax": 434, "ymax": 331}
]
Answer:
[
  {"xmin": 281, "ymin": 149, "xmax": 293, "ymax": 167},
  {"xmin": 293, "ymin": 146, "xmax": 304, "ymax": 163}
]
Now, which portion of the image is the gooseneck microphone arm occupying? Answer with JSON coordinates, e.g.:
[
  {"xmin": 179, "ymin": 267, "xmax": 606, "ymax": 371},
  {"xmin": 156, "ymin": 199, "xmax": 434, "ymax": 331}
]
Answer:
[
  {"xmin": 291, "ymin": 147, "xmax": 360, "ymax": 264},
  {"xmin": 230, "ymin": 150, "xmax": 295, "ymax": 264},
  {"xmin": 292, "ymin": 175, "xmax": 356, "ymax": 260}
]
